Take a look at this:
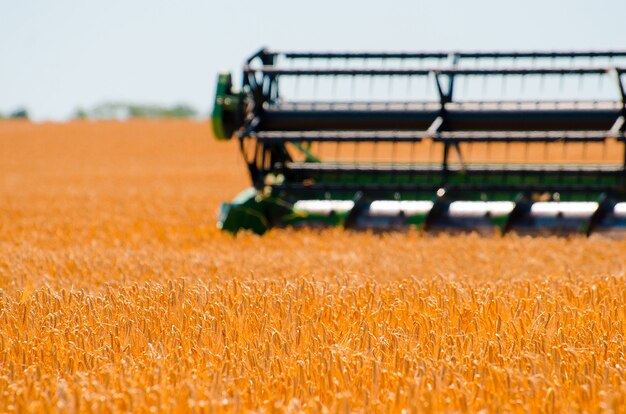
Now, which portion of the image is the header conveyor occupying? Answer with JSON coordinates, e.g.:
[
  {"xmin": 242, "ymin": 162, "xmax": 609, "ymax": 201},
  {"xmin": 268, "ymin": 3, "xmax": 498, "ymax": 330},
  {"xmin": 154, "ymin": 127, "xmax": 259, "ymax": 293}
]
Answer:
[{"xmin": 212, "ymin": 48, "xmax": 626, "ymax": 235}]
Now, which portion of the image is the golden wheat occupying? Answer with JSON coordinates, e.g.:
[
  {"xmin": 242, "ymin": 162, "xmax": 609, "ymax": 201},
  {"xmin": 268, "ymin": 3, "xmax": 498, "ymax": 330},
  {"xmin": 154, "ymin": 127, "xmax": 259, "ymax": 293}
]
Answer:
[{"xmin": 1, "ymin": 120, "xmax": 626, "ymax": 413}]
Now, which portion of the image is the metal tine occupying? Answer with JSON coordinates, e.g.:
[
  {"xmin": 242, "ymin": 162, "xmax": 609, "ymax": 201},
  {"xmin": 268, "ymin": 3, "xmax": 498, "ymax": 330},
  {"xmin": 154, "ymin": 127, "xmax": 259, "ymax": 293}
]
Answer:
[
  {"xmin": 374, "ymin": 57, "xmax": 382, "ymax": 181},
  {"xmin": 426, "ymin": 133, "xmax": 433, "ymax": 186},
  {"xmin": 353, "ymin": 132, "xmax": 359, "ymax": 173},
  {"xmin": 538, "ymin": 138, "xmax": 547, "ymax": 187},
  {"xmin": 578, "ymin": 69, "xmax": 585, "ymax": 92},
  {"xmin": 494, "ymin": 56, "xmax": 500, "ymax": 102},
  {"xmin": 386, "ymin": 76, "xmax": 393, "ymax": 109},
  {"xmin": 481, "ymin": 59, "xmax": 491, "ymax": 96},
  {"xmin": 403, "ymin": 57, "xmax": 414, "ymax": 105},
  {"xmin": 391, "ymin": 130, "xmax": 398, "ymax": 183},
  {"xmin": 466, "ymin": 137, "xmax": 473, "ymax": 171},
  {"xmin": 569, "ymin": 56, "xmax": 575, "ymax": 94},
  {"xmin": 349, "ymin": 58, "xmax": 357, "ymax": 107},
  {"xmin": 496, "ymin": 56, "xmax": 509, "ymax": 100},
  {"xmin": 576, "ymin": 139, "xmax": 585, "ymax": 188},
  {"xmin": 399, "ymin": 58, "xmax": 406, "ymax": 109},
  {"xmin": 405, "ymin": 74, "xmax": 412, "ymax": 110},
  {"xmin": 407, "ymin": 134, "xmax": 415, "ymax": 186},
  {"xmin": 331, "ymin": 68, "xmax": 338, "ymax": 99},
  {"xmin": 504, "ymin": 56, "xmax": 518, "ymax": 99},
  {"xmin": 406, "ymin": 60, "xmax": 413, "ymax": 104},
  {"xmin": 306, "ymin": 57, "xmax": 316, "ymax": 105},
  {"xmin": 326, "ymin": 57, "xmax": 333, "ymax": 107},
  {"xmin": 387, "ymin": 58, "xmax": 396, "ymax": 98},
  {"xmin": 352, "ymin": 58, "xmax": 366, "ymax": 101},
  {"xmin": 371, "ymin": 129, "xmax": 378, "ymax": 181},
  {"xmin": 559, "ymin": 132, "xmax": 566, "ymax": 186},
  {"xmin": 368, "ymin": 62, "xmax": 375, "ymax": 105},
  {"xmin": 292, "ymin": 57, "xmax": 301, "ymax": 100},
  {"xmin": 598, "ymin": 67, "xmax": 604, "ymax": 92},
  {"xmin": 382, "ymin": 57, "xmax": 391, "ymax": 110},
  {"xmin": 559, "ymin": 57, "xmax": 568, "ymax": 93},
  {"xmin": 460, "ymin": 57, "xmax": 472, "ymax": 99},
  {"xmin": 425, "ymin": 70, "xmax": 432, "ymax": 97},
  {"xmin": 539, "ymin": 55, "xmax": 554, "ymax": 92}
]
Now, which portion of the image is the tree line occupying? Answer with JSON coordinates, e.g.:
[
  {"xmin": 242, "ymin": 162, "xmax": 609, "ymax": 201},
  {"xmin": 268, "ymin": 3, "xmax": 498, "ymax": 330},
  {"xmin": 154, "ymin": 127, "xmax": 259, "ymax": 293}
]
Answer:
[
  {"xmin": 0, "ymin": 103, "xmax": 202, "ymax": 121},
  {"xmin": 0, "ymin": 108, "xmax": 29, "ymax": 120},
  {"xmin": 74, "ymin": 102, "xmax": 200, "ymax": 120}
]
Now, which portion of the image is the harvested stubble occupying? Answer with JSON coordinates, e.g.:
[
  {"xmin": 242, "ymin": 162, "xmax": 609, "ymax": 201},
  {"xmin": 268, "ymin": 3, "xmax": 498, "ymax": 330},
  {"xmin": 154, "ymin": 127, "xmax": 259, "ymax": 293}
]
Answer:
[{"xmin": 1, "ymin": 120, "xmax": 626, "ymax": 413}]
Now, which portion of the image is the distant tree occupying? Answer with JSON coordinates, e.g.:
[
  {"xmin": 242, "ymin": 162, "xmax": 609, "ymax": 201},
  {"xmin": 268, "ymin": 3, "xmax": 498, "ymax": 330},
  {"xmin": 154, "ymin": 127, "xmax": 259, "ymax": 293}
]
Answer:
[
  {"xmin": 74, "ymin": 107, "xmax": 88, "ymax": 120},
  {"xmin": 127, "ymin": 105, "xmax": 144, "ymax": 118},
  {"xmin": 91, "ymin": 103, "xmax": 128, "ymax": 120},
  {"xmin": 9, "ymin": 108, "xmax": 29, "ymax": 120},
  {"xmin": 163, "ymin": 104, "xmax": 197, "ymax": 118},
  {"xmin": 79, "ymin": 102, "xmax": 200, "ymax": 120},
  {"xmin": 126, "ymin": 103, "xmax": 198, "ymax": 119}
]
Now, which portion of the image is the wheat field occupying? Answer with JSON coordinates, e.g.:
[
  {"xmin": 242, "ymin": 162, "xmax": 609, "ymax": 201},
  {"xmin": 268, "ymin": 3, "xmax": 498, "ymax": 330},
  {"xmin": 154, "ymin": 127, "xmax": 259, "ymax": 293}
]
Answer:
[{"xmin": 1, "ymin": 120, "xmax": 626, "ymax": 413}]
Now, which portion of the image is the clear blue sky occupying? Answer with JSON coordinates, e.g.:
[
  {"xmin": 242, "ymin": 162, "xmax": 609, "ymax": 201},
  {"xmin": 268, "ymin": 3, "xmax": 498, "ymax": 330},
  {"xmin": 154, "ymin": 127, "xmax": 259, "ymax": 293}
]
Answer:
[{"xmin": 1, "ymin": 0, "xmax": 625, "ymax": 120}]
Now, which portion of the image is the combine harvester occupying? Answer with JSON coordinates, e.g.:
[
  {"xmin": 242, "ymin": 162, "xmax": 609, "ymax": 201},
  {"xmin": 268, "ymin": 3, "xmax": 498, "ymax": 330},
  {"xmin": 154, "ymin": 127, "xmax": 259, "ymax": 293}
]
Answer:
[{"xmin": 212, "ymin": 49, "xmax": 626, "ymax": 235}]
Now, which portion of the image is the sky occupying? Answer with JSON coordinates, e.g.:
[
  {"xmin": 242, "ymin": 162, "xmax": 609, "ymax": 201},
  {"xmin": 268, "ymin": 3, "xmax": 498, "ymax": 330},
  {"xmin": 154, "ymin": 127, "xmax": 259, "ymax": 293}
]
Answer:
[{"xmin": 1, "ymin": 0, "xmax": 625, "ymax": 121}]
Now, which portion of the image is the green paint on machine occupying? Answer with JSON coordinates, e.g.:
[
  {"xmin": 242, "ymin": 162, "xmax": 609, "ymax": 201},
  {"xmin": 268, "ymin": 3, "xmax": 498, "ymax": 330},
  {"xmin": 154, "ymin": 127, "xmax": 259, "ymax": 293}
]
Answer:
[{"xmin": 212, "ymin": 48, "xmax": 626, "ymax": 235}]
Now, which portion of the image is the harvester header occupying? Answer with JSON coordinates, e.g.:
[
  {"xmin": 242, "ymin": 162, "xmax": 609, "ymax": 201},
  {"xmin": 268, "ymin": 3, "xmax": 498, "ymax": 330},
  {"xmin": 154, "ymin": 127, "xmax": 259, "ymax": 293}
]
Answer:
[{"xmin": 212, "ymin": 48, "xmax": 626, "ymax": 235}]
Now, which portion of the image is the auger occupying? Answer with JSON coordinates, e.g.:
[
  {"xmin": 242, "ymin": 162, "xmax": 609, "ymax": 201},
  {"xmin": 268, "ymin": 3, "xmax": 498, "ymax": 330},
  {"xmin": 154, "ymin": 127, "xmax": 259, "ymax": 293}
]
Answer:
[{"xmin": 212, "ymin": 48, "xmax": 626, "ymax": 235}]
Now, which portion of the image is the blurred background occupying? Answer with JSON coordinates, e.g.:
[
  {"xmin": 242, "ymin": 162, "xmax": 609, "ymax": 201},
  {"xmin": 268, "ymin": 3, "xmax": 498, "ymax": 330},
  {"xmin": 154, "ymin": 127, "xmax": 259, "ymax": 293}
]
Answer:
[{"xmin": 1, "ymin": 0, "xmax": 625, "ymax": 121}]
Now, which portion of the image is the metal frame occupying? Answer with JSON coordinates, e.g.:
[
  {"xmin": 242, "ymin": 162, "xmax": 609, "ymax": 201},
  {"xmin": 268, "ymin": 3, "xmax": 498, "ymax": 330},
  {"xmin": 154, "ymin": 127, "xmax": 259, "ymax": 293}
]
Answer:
[
  {"xmin": 239, "ymin": 49, "xmax": 626, "ymax": 201},
  {"xmin": 213, "ymin": 48, "xmax": 626, "ymax": 233}
]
